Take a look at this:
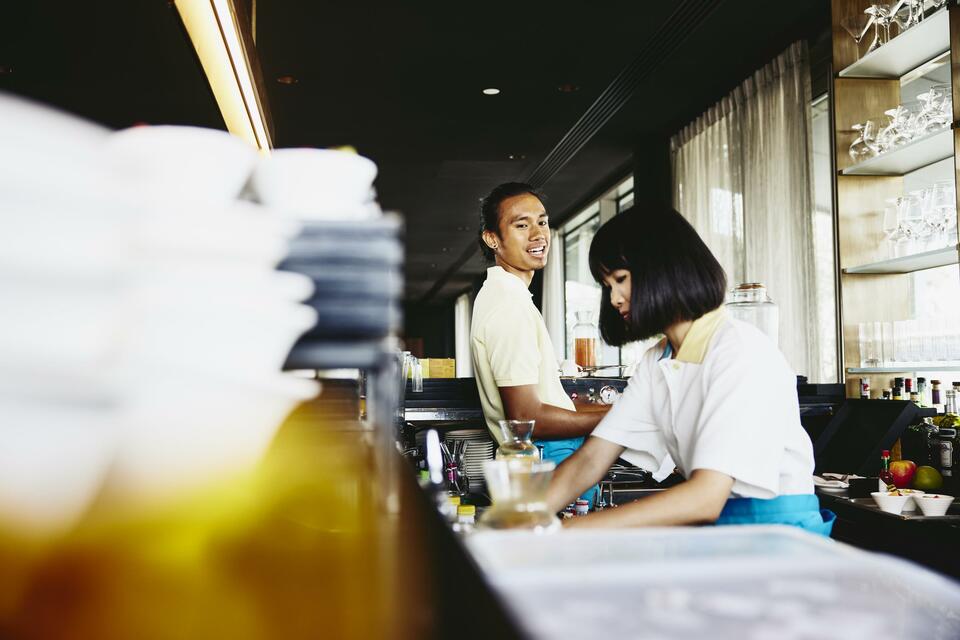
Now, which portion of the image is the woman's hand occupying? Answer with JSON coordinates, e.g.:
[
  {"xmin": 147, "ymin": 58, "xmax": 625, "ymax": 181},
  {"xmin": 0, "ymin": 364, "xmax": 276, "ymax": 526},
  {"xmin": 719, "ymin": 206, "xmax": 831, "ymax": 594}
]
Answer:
[{"xmin": 562, "ymin": 469, "xmax": 734, "ymax": 528}]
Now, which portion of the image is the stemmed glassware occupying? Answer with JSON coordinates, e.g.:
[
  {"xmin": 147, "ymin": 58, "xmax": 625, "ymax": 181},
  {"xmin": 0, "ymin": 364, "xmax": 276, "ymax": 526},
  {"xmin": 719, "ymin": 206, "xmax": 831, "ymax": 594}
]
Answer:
[
  {"xmin": 894, "ymin": 0, "xmax": 924, "ymax": 30},
  {"xmin": 864, "ymin": 4, "xmax": 894, "ymax": 53},
  {"xmin": 842, "ymin": 13, "xmax": 874, "ymax": 59},
  {"xmin": 880, "ymin": 180, "xmax": 957, "ymax": 257}
]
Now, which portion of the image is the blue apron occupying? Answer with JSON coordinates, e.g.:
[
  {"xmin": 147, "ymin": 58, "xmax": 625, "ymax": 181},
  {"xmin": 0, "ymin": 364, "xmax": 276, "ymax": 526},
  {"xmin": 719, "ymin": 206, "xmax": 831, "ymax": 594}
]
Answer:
[
  {"xmin": 535, "ymin": 436, "xmax": 599, "ymax": 506},
  {"xmin": 715, "ymin": 494, "xmax": 836, "ymax": 537}
]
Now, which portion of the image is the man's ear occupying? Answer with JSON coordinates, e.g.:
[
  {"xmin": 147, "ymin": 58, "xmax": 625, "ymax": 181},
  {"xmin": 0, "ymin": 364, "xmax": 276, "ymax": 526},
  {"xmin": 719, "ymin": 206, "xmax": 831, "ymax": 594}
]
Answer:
[{"xmin": 481, "ymin": 229, "xmax": 500, "ymax": 252}]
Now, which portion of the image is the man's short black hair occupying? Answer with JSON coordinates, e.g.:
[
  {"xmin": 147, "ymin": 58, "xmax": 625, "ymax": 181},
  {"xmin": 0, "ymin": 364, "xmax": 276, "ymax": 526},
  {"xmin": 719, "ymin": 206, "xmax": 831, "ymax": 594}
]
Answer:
[
  {"xmin": 478, "ymin": 182, "xmax": 546, "ymax": 261},
  {"xmin": 588, "ymin": 204, "xmax": 727, "ymax": 346}
]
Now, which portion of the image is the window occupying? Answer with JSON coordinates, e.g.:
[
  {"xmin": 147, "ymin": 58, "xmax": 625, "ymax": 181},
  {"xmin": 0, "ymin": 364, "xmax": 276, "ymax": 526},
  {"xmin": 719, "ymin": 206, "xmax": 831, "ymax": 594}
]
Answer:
[{"xmin": 560, "ymin": 176, "xmax": 636, "ymax": 370}]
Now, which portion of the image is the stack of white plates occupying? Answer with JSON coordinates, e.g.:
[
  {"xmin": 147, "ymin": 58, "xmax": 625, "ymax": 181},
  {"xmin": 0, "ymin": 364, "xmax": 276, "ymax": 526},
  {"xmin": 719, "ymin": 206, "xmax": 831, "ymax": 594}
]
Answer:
[
  {"xmin": 446, "ymin": 429, "xmax": 496, "ymax": 491},
  {"xmin": 0, "ymin": 95, "xmax": 323, "ymax": 534}
]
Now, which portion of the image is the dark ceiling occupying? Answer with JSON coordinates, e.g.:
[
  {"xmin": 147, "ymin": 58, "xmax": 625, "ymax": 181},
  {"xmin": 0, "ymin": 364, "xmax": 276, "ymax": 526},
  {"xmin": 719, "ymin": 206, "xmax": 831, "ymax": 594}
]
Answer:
[{"xmin": 2, "ymin": 0, "xmax": 830, "ymax": 304}]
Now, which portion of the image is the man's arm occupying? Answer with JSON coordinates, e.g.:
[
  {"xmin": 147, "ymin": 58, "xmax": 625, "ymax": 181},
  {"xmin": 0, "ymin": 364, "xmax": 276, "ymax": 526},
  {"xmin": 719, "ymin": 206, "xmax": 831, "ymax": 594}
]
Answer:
[
  {"xmin": 563, "ymin": 469, "xmax": 734, "ymax": 528},
  {"xmin": 499, "ymin": 384, "xmax": 610, "ymax": 439}
]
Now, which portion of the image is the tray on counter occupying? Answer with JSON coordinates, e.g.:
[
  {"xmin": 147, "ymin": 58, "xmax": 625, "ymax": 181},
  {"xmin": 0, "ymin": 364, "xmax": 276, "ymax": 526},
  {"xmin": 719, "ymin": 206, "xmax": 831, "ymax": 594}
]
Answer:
[{"xmin": 841, "ymin": 496, "xmax": 960, "ymax": 522}]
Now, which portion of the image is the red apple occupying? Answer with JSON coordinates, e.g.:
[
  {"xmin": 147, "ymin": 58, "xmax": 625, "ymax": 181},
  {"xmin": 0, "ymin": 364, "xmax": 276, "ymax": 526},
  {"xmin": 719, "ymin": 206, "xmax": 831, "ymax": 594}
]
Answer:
[{"xmin": 889, "ymin": 460, "xmax": 917, "ymax": 488}]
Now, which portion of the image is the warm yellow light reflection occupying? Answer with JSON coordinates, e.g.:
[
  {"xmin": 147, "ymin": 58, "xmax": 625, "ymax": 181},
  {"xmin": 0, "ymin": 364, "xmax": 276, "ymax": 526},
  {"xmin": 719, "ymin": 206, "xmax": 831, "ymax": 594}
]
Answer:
[{"xmin": 175, "ymin": 0, "xmax": 272, "ymax": 152}]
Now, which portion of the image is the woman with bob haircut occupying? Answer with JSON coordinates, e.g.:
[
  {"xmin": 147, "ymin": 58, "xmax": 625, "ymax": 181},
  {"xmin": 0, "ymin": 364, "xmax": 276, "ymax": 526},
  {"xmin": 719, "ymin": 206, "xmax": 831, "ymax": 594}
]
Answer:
[{"xmin": 546, "ymin": 205, "xmax": 834, "ymax": 535}]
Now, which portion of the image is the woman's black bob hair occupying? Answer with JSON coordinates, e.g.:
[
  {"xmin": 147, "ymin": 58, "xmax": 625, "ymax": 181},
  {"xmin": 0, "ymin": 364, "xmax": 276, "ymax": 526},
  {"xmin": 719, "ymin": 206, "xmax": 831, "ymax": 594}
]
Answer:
[{"xmin": 588, "ymin": 203, "xmax": 727, "ymax": 346}]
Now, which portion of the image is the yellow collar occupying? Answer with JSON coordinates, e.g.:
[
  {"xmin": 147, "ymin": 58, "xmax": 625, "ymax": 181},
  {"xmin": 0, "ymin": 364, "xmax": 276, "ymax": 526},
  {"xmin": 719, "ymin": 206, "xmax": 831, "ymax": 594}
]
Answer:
[{"xmin": 674, "ymin": 307, "xmax": 726, "ymax": 364}]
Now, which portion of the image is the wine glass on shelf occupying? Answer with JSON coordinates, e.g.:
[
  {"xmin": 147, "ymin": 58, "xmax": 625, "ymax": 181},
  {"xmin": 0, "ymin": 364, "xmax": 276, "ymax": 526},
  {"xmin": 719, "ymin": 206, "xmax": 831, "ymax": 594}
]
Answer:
[
  {"xmin": 841, "ymin": 13, "xmax": 874, "ymax": 59},
  {"xmin": 882, "ymin": 200, "xmax": 903, "ymax": 255},
  {"xmin": 894, "ymin": 0, "xmax": 924, "ymax": 31},
  {"xmin": 849, "ymin": 123, "xmax": 875, "ymax": 163},
  {"xmin": 864, "ymin": 4, "xmax": 894, "ymax": 52},
  {"xmin": 929, "ymin": 180, "xmax": 957, "ymax": 241},
  {"xmin": 861, "ymin": 119, "xmax": 885, "ymax": 156}
]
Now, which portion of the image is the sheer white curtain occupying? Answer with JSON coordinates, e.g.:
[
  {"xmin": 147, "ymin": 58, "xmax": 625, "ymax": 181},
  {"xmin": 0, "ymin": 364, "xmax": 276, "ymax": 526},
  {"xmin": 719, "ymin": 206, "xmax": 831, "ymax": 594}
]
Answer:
[
  {"xmin": 454, "ymin": 292, "xmax": 473, "ymax": 377},
  {"xmin": 542, "ymin": 231, "xmax": 566, "ymax": 362},
  {"xmin": 672, "ymin": 41, "xmax": 824, "ymax": 379}
]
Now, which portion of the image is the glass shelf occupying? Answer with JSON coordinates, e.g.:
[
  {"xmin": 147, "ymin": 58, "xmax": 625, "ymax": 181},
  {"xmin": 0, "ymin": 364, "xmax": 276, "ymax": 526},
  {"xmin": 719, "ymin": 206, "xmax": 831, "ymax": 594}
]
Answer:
[
  {"xmin": 838, "ymin": 9, "xmax": 949, "ymax": 79},
  {"xmin": 843, "ymin": 244, "xmax": 959, "ymax": 274},
  {"xmin": 848, "ymin": 365, "xmax": 960, "ymax": 374},
  {"xmin": 841, "ymin": 128, "xmax": 953, "ymax": 176}
]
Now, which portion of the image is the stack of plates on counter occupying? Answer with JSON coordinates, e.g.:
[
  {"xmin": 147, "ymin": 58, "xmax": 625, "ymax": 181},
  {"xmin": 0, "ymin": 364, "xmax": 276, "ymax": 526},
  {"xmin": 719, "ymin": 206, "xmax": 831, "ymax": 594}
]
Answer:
[
  {"xmin": 445, "ymin": 429, "xmax": 496, "ymax": 491},
  {"xmin": 0, "ymin": 95, "xmax": 320, "ymax": 535}
]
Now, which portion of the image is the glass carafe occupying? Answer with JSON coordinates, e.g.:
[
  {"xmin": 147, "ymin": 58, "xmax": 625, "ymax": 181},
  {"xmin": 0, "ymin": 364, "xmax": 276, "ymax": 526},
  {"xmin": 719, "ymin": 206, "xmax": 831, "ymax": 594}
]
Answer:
[
  {"xmin": 572, "ymin": 310, "xmax": 598, "ymax": 368},
  {"xmin": 725, "ymin": 283, "xmax": 779, "ymax": 347},
  {"xmin": 479, "ymin": 458, "xmax": 561, "ymax": 532},
  {"xmin": 498, "ymin": 419, "xmax": 539, "ymax": 459}
]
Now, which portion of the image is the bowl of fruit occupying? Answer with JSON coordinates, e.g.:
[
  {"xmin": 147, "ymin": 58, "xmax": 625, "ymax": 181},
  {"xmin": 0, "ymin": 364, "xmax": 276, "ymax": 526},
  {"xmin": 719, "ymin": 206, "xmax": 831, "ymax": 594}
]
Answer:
[{"xmin": 915, "ymin": 494, "xmax": 955, "ymax": 517}]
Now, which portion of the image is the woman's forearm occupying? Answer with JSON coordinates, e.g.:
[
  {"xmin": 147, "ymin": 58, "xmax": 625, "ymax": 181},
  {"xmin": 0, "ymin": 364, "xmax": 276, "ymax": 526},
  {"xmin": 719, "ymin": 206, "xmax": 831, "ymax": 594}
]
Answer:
[
  {"xmin": 545, "ymin": 436, "xmax": 623, "ymax": 512},
  {"xmin": 564, "ymin": 469, "xmax": 734, "ymax": 528}
]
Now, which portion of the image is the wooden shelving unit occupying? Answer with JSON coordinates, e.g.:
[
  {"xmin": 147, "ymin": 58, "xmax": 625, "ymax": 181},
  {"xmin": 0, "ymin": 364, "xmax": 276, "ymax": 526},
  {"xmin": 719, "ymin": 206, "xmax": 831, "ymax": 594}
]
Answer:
[{"xmin": 830, "ymin": 0, "xmax": 960, "ymax": 398}]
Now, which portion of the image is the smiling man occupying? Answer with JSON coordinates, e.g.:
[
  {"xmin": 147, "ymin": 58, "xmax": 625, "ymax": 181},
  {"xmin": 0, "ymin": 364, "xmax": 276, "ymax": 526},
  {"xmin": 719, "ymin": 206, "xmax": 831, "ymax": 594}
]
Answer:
[{"xmin": 470, "ymin": 182, "xmax": 608, "ymax": 505}]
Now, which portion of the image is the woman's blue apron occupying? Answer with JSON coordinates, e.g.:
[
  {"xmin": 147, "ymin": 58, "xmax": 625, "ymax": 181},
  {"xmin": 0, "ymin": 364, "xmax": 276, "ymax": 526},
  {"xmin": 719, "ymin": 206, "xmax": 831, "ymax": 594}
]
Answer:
[
  {"xmin": 715, "ymin": 494, "xmax": 836, "ymax": 537},
  {"xmin": 535, "ymin": 437, "xmax": 599, "ymax": 506}
]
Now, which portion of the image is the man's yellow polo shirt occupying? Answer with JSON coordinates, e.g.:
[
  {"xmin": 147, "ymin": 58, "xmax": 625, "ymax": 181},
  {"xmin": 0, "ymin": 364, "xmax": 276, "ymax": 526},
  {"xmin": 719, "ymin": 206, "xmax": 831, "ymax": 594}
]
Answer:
[{"xmin": 470, "ymin": 266, "xmax": 574, "ymax": 444}]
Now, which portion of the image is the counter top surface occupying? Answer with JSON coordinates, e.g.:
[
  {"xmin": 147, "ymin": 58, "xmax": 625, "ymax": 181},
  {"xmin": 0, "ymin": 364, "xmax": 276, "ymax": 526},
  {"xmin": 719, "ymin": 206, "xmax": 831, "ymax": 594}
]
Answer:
[{"xmin": 462, "ymin": 526, "xmax": 960, "ymax": 640}]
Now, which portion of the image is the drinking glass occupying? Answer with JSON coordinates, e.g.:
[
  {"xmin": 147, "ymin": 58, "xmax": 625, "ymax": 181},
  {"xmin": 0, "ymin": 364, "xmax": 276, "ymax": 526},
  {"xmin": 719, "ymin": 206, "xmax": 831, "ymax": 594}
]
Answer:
[
  {"xmin": 894, "ymin": 0, "xmax": 924, "ymax": 30},
  {"xmin": 859, "ymin": 321, "xmax": 882, "ymax": 367},
  {"xmin": 882, "ymin": 200, "xmax": 904, "ymax": 255},
  {"xmin": 842, "ymin": 14, "xmax": 874, "ymax": 58},
  {"xmin": 498, "ymin": 419, "xmax": 538, "ymax": 458},
  {"xmin": 849, "ymin": 123, "xmax": 875, "ymax": 163},
  {"xmin": 864, "ymin": 4, "xmax": 894, "ymax": 52},
  {"xmin": 862, "ymin": 119, "xmax": 884, "ymax": 155},
  {"xmin": 928, "ymin": 180, "xmax": 956, "ymax": 243}
]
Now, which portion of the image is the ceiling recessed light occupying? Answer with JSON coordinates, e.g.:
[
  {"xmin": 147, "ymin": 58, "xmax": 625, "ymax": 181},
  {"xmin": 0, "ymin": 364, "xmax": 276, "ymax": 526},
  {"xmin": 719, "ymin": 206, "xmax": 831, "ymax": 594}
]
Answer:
[
  {"xmin": 277, "ymin": 75, "xmax": 298, "ymax": 85},
  {"xmin": 430, "ymin": 263, "xmax": 437, "ymax": 268},
  {"xmin": 482, "ymin": 87, "xmax": 500, "ymax": 95},
  {"xmin": 441, "ymin": 247, "xmax": 448, "ymax": 252}
]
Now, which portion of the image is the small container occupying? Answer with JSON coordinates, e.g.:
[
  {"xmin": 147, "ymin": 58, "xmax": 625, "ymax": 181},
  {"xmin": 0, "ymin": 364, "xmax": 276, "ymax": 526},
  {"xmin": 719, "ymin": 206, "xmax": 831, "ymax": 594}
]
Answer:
[
  {"xmin": 871, "ymin": 491, "xmax": 911, "ymax": 514},
  {"xmin": 915, "ymin": 494, "xmax": 955, "ymax": 517},
  {"xmin": 725, "ymin": 283, "xmax": 779, "ymax": 346},
  {"xmin": 572, "ymin": 310, "xmax": 598, "ymax": 368},
  {"xmin": 453, "ymin": 504, "xmax": 476, "ymax": 534},
  {"xmin": 574, "ymin": 499, "xmax": 590, "ymax": 516}
]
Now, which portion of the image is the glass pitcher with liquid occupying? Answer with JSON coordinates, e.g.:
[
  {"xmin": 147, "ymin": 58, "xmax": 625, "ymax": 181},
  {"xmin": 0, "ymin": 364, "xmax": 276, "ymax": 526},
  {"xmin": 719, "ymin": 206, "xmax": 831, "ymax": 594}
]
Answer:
[
  {"xmin": 480, "ymin": 458, "xmax": 561, "ymax": 532},
  {"xmin": 498, "ymin": 419, "xmax": 539, "ymax": 458},
  {"xmin": 572, "ymin": 310, "xmax": 598, "ymax": 368},
  {"xmin": 725, "ymin": 283, "xmax": 779, "ymax": 347}
]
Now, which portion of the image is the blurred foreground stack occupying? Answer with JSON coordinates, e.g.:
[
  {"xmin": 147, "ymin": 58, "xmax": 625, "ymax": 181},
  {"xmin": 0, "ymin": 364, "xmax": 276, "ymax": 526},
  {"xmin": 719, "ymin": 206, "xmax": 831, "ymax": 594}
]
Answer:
[{"xmin": 0, "ymin": 94, "xmax": 400, "ymax": 639}]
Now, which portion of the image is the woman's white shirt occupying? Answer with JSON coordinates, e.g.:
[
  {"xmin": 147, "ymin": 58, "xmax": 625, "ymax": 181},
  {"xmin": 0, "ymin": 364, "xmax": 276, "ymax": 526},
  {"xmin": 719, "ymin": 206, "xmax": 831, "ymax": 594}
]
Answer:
[{"xmin": 592, "ymin": 308, "xmax": 814, "ymax": 499}]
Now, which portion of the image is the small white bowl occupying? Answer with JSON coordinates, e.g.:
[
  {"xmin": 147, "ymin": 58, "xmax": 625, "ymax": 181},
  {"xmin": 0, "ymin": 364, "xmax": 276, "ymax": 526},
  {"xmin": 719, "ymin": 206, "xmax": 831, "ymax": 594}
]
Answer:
[
  {"xmin": 898, "ymin": 489, "xmax": 925, "ymax": 511},
  {"xmin": 915, "ymin": 494, "xmax": 955, "ymax": 517},
  {"xmin": 871, "ymin": 491, "xmax": 911, "ymax": 515}
]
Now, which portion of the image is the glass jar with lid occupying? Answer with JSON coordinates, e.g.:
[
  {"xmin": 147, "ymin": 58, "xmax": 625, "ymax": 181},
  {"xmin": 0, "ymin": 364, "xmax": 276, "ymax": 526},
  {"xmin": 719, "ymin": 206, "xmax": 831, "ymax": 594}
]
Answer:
[
  {"xmin": 572, "ymin": 310, "xmax": 598, "ymax": 368},
  {"xmin": 725, "ymin": 283, "xmax": 779, "ymax": 347}
]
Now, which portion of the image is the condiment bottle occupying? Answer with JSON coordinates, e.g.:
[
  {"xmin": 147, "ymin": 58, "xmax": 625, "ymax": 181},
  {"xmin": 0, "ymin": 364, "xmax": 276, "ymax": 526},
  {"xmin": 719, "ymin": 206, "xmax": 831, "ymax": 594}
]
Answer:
[
  {"xmin": 932, "ymin": 380, "xmax": 942, "ymax": 407},
  {"xmin": 859, "ymin": 378, "xmax": 870, "ymax": 400},
  {"xmin": 879, "ymin": 449, "xmax": 895, "ymax": 490},
  {"xmin": 453, "ymin": 504, "xmax": 476, "ymax": 534}
]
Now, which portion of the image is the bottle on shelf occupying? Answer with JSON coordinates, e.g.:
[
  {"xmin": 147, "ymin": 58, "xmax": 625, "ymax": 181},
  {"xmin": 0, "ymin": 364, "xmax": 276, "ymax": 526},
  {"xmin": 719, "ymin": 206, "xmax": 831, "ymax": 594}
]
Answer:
[
  {"xmin": 910, "ymin": 391, "xmax": 920, "ymax": 405},
  {"xmin": 574, "ymin": 499, "xmax": 590, "ymax": 516},
  {"xmin": 932, "ymin": 379, "xmax": 942, "ymax": 408},
  {"xmin": 882, "ymin": 388, "xmax": 892, "ymax": 400},
  {"xmin": 904, "ymin": 377, "xmax": 914, "ymax": 399},
  {"xmin": 879, "ymin": 449, "xmax": 895, "ymax": 490},
  {"xmin": 934, "ymin": 390, "xmax": 959, "ymax": 479},
  {"xmin": 917, "ymin": 377, "xmax": 929, "ymax": 407},
  {"xmin": 892, "ymin": 385, "xmax": 903, "ymax": 401},
  {"xmin": 860, "ymin": 378, "xmax": 870, "ymax": 399}
]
